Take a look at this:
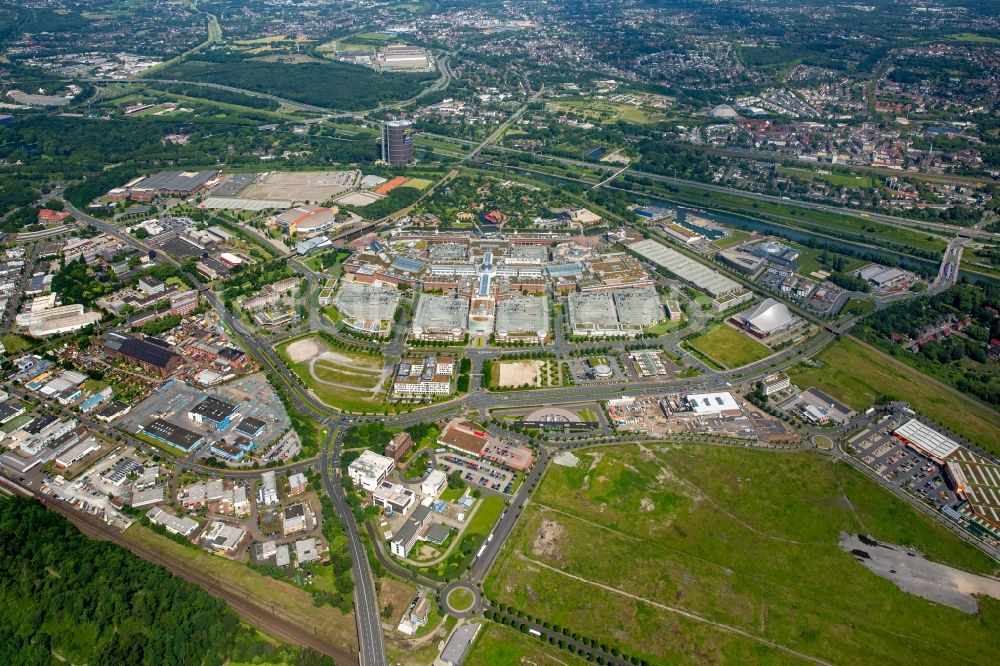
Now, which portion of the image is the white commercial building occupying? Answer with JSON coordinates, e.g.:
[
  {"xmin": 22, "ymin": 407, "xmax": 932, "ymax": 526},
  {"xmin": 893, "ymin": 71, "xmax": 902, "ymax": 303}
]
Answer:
[
  {"xmin": 739, "ymin": 298, "xmax": 795, "ymax": 337},
  {"xmin": 373, "ymin": 481, "xmax": 416, "ymax": 513},
  {"xmin": 147, "ymin": 506, "xmax": 199, "ymax": 537},
  {"xmin": 260, "ymin": 470, "xmax": 279, "ymax": 506},
  {"xmin": 686, "ymin": 392, "xmax": 742, "ymax": 416},
  {"xmin": 421, "ymin": 469, "xmax": 448, "ymax": 497},
  {"xmin": 16, "ymin": 303, "xmax": 102, "ymax": 337},
  {"xmin": 893, "ymin": 418, "xmax": 961, "ymax": 462},
  {"xmin": 762, "ymin": 373, "xmax": 791, "ymax": 395},
  {"xmin": 348, "ymin": 450, "xmax": 396, "ymax": 492}
]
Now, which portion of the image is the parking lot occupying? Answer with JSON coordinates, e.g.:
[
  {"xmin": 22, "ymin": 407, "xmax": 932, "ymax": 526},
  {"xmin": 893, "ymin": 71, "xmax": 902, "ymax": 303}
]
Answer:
[
  {"xmin": 567, "ymin": 355, "xmax": 628, "ymax": 384},
  {"xmin": 437, "ymin": 452, "xmax": 515, "ymax": 495},
  {"xmin": 847, "ymin": 414, "xmax": 961, "ymax": 511}
]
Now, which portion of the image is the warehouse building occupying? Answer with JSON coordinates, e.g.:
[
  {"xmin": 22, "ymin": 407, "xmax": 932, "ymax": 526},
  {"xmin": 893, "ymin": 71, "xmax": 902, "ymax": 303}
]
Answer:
[
  {"xmin": 187, "ymin": 396, "xmax": 239, "ymax": 430},
  {"xmin": 686, "ymin": 392, "xmax": 743, "ymax": 417},
  {"xmin": 108, "ymin": 170, "xmax": 219, "ymax": 201},
  {"xmin": 201, "ymin": 521, "xmax": 247, "ymax": 554},
  {"xmin": 147, "ymin": 506, "xmax": 199, "ymax": 537},
  {"xmin": 144, "ymin": 418, "xmax": 204, "ymax": 452},
  {"xmin": 628, "ymin": 239, "xmax": 744, "ymax": 305},
  {"xmin": 946, "ymin": 448, "xmax": 1000, "ymax": 537},
  {"xmin": 892, "ymin": 418, "xmax": 961, "ymax": 463},
  {"xmin": 103, "ymin": 332, "xmax": 183, "ymax": 377}
]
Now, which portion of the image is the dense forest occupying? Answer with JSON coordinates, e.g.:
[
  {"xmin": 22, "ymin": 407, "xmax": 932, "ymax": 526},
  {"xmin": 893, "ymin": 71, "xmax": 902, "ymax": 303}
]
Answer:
[
  {"xmin": 855, "ymin": 283, "xmax": 1000, "ymax": 406},
  {"xmin": 0, "ymin": 497, "xmax": 333, "ymax": 666},
  {"xmin": 159, "ymin": 49, "xmax": 436, "ymax": 111}
]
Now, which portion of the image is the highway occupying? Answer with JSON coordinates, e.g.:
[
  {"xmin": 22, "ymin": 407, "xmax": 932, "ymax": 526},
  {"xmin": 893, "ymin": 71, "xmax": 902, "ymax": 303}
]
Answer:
[
  {"xmin": 321, "ymin": 427, "xmax": 387, "ymax": 666},
  {"xmin": 44, "ymin": 124, "xmax": 993, "ymax": 666}
]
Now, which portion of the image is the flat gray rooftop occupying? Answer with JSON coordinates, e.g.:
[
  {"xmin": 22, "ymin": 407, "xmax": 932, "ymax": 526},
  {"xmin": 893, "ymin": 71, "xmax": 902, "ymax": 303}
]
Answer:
[{"xmin": 440, "ymin": 622, "xmax": 481, "ymax": 665}]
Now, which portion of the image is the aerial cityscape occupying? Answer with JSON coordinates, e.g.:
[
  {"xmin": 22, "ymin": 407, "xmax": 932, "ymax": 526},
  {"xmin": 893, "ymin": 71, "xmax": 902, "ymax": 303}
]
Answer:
[{"xmin": 0, "ymin": 0, "xmax": 999, "ymax": 664}]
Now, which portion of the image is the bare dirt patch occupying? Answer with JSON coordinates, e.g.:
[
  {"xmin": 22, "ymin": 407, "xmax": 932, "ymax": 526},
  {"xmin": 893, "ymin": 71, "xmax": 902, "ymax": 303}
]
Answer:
[
  {"xmin": 530, "ymin": 519, "xmax": 566, "ymax": 559},
  {"xmin": 497, "ymin": 360, "xmax": 543, "ymax": 388},
  {"xmin": 317, "ymin": 349, "xmax": 382, "ymax": 371},
  {"xmin": 285, "ymin": 336, "xmax": 326, "ymax": 363}
]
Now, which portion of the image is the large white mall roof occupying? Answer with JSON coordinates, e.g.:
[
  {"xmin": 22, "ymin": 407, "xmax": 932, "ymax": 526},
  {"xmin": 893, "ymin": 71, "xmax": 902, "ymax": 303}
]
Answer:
[
  {"xmin": 687, "ymin": 391, "xmax": 741, "ymax": 414},
  {"xmin": 629, "ymin": 239, "xmax": 739, "ymax": 296},
  {"xmin": 894, "ymin": 418, "xmax": 961, "ymax": 461},
  {"xmin": 741, "ymin": 298, "xmax": 794, "ymax": 334}
]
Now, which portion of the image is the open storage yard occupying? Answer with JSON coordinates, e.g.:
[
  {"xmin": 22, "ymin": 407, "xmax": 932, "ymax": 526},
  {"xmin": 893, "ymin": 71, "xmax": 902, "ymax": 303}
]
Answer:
[
  {"xmin": 486, "ymin": 444, "xmax": 1000, "ymax": 665},
  {"xmin": 239, "ymin": 170, "xmax": 358, "ymax": 203}
]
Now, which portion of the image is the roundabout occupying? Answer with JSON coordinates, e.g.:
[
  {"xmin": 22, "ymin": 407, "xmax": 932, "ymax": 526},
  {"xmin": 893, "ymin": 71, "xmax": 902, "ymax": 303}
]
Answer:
[{"xmin": 443, "ymin": 583, "xmax": 480, "ymax": 617}]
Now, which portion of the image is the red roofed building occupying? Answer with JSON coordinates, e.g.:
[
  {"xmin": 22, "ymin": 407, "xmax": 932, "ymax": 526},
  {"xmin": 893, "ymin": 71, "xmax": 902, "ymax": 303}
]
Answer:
[
  {"xmin": 438, "ymin": 418, "xmax": 491, "ymax": 457},
  {"xmin": 38, "ymin": 209, "xmax": 71, "ymax": 224},
  {"xmin": 483, "ymin": 211, "xmax": 505, "ymax": 224}
]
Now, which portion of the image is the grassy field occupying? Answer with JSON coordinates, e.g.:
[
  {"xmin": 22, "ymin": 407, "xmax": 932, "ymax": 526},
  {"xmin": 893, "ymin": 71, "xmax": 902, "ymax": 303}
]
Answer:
[
  {"xmin": 779, "ymin": 166, "xmax": 875, "ymax": 189},
  {"xmin": 547, "ymin": 98, "xmax": 667, "ymax": 125},
  {"xmin": 789, "ymin": 337, "xmax": 1000, "ymax": 452},
  {"xmin": 447, "ymin": 587, "xmax": 475, "ymax": 611},
  {"xmin": 276, "ymin": 336, "xmax": 387, "ymax": 413},
  {"xmin": 485, "ymin": 444, "xmax": 1000, "ymax": 665},
  {"xmin": 123, "ymin": 525, "xmax": 358, "ymax": 653},
  {"xmin": 687, "ymin": 323, "xmax": 772, "ymax": 368},
  {"xmin": 1, "ymin": 333, "xmax": 34, "ymax": 354},
  {"xmin": 712, "ymin": 229, "xmax": 752, "ymax": 249},
  {"xmin": 840, "ymin": 297, "xmax": 876, "ymax": 319},
  {"xmin": 465, "ymin": 622, "xmax": 589, "ymax": 666},
  {"xmin": 788, "ymin": 242, "xmax": 866, "ymax": 276}
]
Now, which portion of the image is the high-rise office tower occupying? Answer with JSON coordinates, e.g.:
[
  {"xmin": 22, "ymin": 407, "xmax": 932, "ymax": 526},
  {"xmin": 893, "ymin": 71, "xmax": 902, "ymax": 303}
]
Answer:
[{"xmin": 381, "ymin": 120, "xmax": 414, "ymax": 165}]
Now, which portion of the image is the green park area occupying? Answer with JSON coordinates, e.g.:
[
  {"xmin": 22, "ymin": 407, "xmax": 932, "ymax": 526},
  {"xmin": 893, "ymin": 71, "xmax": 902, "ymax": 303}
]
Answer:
[
  {"xmin": 687, "ymin": 324, "xmax": 772, "ymax": 369},
  {"xmin": 779, "ymin": 166, "xmax": 875, "ymax": 189},
  {"xmin": 789, "ymin": 337, "xmax": 1000, "ymax": 453},
  {"xmin": 123, "ymin": 524, "xmax": 358, "ymax": 653},
  {"xmin": 547, "ymin": 97, "xmax": 669, "ymax": 125},
  {"xmin": 839, "ymin": 297, "xmax": 877, "ymax": 319},
  {"xmin": 711, "ymin": 229, "xmax": 752, "ymax": 249},
  {"xmin": 486, "ymin": 444, "xmax": 1000, "ymax": 665},
  {"xmin": 465, "ymin": 622, "xmax": 588, "ymax": 666},
  {"xmin": 276, "ymin": 335, "xmax": 387, "ymax": 413}
]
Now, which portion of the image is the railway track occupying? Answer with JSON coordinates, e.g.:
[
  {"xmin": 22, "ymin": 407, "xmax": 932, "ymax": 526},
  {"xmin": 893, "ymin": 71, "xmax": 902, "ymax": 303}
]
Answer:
[{"xmin": 4, "ymin": 483, "xmax": 360, "ymax": 666}]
